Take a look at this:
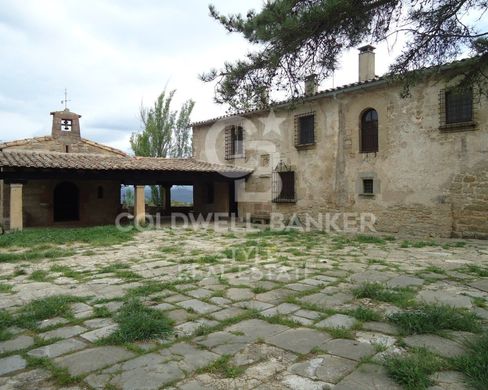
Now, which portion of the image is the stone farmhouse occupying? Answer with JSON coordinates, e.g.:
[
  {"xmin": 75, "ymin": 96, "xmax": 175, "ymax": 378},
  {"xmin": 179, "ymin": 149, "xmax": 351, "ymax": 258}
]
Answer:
[
  {"xmin": 0, "ymin": 47, "xmax": 486, "ymax": 238},
  {"xmin": 192, "ymin": 47, "xmax": 488, "ymax": 238}
]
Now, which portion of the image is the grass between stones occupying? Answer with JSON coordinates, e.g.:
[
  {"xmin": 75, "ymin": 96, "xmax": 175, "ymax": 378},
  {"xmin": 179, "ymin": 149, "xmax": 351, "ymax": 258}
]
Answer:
[
  {"xmin": 0, "ymin": 282, "xmax": 12, "ymax": 293},
  {"xmin": 352, "ymin": 282, "xmax": 416, "ymax": 308},
  {"xmin": 16, "ymin": 295, "xmax": 87, "ymax": 329},
  {"xmin": 0, "ymin": 248, "xmax": 77, "ymax": 263},
  {"xmin": 49, "ymin": 265, "xmax": 87, "ymax": 281},
  {"xmin": 451, "ymin": 332, "xmax": 488, "ymax": 390},
  {"xmin": 99, "ymin": 300, "xmax": 173, "ymax": 344},
  {"xmin": 28, "ymin": 270, "xmax": 52, "ymax": 282},
  {"xmin": 25, "ymin": 355, "xmax": 80, "ymax": 386},
  {"xmin": 347, "ymin": 306, "xmax": 382, "ymax": 322},
  {"xmin": 196, "ymin": 355, "xmax": 245, "ymax": 378},
  {"xmin": 0, "ymin": 309, "xmax": 14, "ymax": 341},
  {"xmin": 0, "ymin": 225, "xmax": 136, "ymax": 249},
  {"xmin": 384, "ymin": 347, "xmax": 446, "ymax": 390},
  {"xmin": 388, "ymin": 305, "xmax": 481, "ymax": 335}
]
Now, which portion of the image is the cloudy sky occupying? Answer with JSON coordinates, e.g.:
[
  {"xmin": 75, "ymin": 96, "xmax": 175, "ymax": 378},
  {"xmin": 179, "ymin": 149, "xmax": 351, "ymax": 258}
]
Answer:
[{"xmin": 0, "ymin": 1, "xmax": 482, "ymax": 153}]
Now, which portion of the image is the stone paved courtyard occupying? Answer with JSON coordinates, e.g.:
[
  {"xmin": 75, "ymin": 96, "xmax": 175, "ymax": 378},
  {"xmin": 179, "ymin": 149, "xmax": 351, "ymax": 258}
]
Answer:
[{"xmin": 0, "ymin": 227, "xmax": 487, "ymax": 389}]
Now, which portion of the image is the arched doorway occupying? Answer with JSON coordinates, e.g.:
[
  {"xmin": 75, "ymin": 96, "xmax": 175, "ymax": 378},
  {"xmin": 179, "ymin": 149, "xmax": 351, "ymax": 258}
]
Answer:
[{"xmin": 53, "ymin": 182, "xmax": 80, "ymax": 222}]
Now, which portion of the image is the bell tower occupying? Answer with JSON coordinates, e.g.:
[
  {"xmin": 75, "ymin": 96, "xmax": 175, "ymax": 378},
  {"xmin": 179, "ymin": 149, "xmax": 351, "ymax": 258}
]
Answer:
[
  {"xmin": 50, "ymin": 109, "xmax": 82, "ymax": 139},
  {"xmin": 51, "ymin": 90, "xmax": 81, "ymax": 140}
]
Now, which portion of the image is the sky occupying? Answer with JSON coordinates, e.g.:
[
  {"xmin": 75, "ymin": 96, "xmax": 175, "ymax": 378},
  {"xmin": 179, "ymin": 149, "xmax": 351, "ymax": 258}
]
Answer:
[{"xmin": 0, "ymin": 1, "xmax": 483, "ymax": 153}]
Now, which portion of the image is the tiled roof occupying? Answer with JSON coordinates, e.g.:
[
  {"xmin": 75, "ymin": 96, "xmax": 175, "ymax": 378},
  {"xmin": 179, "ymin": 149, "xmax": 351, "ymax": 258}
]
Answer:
[
  {"xmin": 0, "ymin": 136, "xmax": 128, "ymax": 157},
  {"xmin": 192, "ymin": 56, "xmax": 478, "ymax": 128},
  {"xmin": 0, "ymin": 150, "xmax": 253, "ymax": 175}
]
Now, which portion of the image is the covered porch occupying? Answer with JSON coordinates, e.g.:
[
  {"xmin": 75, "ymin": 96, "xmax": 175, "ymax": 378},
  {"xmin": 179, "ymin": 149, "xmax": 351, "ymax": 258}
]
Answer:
[{"xmin": 0, "ymin": 151, "xmax": 252, "ymax": 230}]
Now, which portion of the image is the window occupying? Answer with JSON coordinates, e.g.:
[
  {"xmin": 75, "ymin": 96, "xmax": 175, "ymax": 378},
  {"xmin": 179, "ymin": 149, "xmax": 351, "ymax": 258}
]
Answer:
[
  {"xmin": 295, "ymin": 113, "xmax": 315, "ymax": 147},
  {"xmin": 362, "ymin": 179, "xmax": 374, "ymax": 195},
  {"xmin": 360, "ymin": 109, "xmax": 378, "ymax": 153},
  {"xmin": 272, "ymin": 161, "xmax": 296, "ymax": 202},
  {"xmin": 61, "ymin": 119, "xmax": 72, "ymax": 131},
  {"xmin": 97, "ymin": 186, "xmax": 104, "ymax": 199},
  {"xmin": 206, "ymin": 183, "xmax": 214, "ymax": 204},
  {"xmin": 440, "ymin": 88, "xmax": 473, "ymax": 126},
  {"xmin": 225, "ymin": 125, "xmax": 244, "ymax": 159}
]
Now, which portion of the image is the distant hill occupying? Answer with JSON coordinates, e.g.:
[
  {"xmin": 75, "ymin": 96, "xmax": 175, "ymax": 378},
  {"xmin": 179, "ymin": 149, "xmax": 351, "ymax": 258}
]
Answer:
[{"xmin": 122, "ymin": 185, "xmax": 193, "ymax": 204}]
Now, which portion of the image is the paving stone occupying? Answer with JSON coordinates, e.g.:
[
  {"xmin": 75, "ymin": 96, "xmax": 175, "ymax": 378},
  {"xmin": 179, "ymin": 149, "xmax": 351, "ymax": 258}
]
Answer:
[
  {"xmin": 334, "ymin": 363, "xmax": 402, "ymax": 389},
  {"xmin": 350, "ymin": 270, "xmax": 396, "ymax": 283},
  {"xmin": 300, "ymin": 292, "xmax": 353, "ymax": 309},
  {"xmin": 323, "ymin": 339, "xmax": 376, "ymax": 361},
  {"xmin": 169, "ymin": 343, "xmax": 219, "ymax": 372},
  {"xmin": 166, "ymin": 309, "xmax": 193, "ymax": 324},
  {"xmin": 356, "ymin": 331, "xmax": 396, "ymax": 348},
  {"xmin": 362, "ymin": 321, "xmax": 399, "ymax": 335},
  {"xmin": 153, "ymin": 302, "xmax": 175, "ymax": 311},
  {"xmin": 316, "ymin": 314, "xmax": 357, "ymax": 330},
  {"xmin": 0, "ymin": 355, "xmax": 27, "ymax": 376},
  {"xmin": 294, "ymin": 309, "xmax": 321, "ymax": 320},
  {"xmin": 286, "ymin": 283, "xmax": 317, "ymax": 292},
  {"xmin": 266, "ymin": 328, "xmax": 332, "ymax": 354},
  {"xmin": 430, "ymin": 370, "xmax": 469, "ymax": 390},
  {"xmin": 38, "ymin": 316, "xmax": 69, "ymax": 329},
  {"xmin": 27, "ymin": 338, "xmax": 87, "ymax": 358},
  {"xmin": 166, "ymin": 294, "xmax": 189, "ymax": 303},
  {"xmin": 195, "ymin": 331, "xmax": 255, "ymax": 355},
  {"xmin": 387, "ymin": 275, "xmax": 425, "ymax": 288},
  {"xmin": 80, "ymin": 325, "xmax": 118, "ymax": 342},
  {"xmin": 290, "ymin": 315, "xmax": 315, "ymax": 326},
  {"xmin": 39, "ymin": 325, "xmax": 87, "ymax": 340},
  {"xmin": 187, "ymin": 288, "xmax": 213, "ymax": 299},
  {"xmin": 468, "ymin": 279, "xmax": 488, "ymax": 293},
  {"xmin": 209, "ymin": 296, "xmax": 231, "ymax": 305},
  {"xmin": 226, "ymin": 288, "xmax": 254, "ymax": 301},
  {"xmin": 0, "ymin": 335, "xmax": 34, "ymax": 353},
  {"xmin": 0, "ymin": 368, "xmax": 50, "ymax": 389},
  {"xmin": 110, "ymin": 360, "xmax": 185, "ymax": 390},
  {"xmin": 225, "ymin": 319, "xmax": 289, "ymax": 340},
  {"xmin": 83, "ymin": 318, "xmax": 115, "ymax": 329},
  {"xmin": 178, "ymin": 299, "xmax": 220, "ymax": 314},
  {"xmin": 261, "ymin": 303, "xmax": 300, "ymax": 317},
  {"xmin": 211, "ymin": 307, "xmax": 246, "ymax": 321},
  {"xmin": 175, "ymin": 319, "xmax": 219, "ymax": 337},
  {"xmin": 234, "ymin": 300, "xmax": 273, "ymax": 311},
  {"xmin": 255, "ymin": 288, "xmax": 295, "ymax": 303},
  {"xmin": 300, "ymin": 278, "xmax": 327, "ymax": 286},
  {"xmin": 289, "ymin": 354, "xmax": 357, "ymax": 384},
  {"xmin": 403, "ymin": 334, "xmax": 466, "ymax": 358},
  {"xmin": 94, "ymin": 301, "xmax": 123, "ymax": 313},
  {"xmin": 417, "ymin": 290, "xmax": 472, "ymax": 308},
  {"xmin": 54, "ymin": 347, "xmax": 135, "ymax": 376},
  {"xmin": 281, "ymin": 374, "xmax": 328, "ymax": 390},
  {"xmin": 232, "ymin": 343, "xmax": 297, "ymax": 367}
]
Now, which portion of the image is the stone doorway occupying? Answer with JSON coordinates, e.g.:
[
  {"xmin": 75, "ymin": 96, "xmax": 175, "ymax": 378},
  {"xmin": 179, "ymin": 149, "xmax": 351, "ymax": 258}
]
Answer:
[{"xmin": 53, "ymin": 181, "xmax": 80, "ymax": 222}]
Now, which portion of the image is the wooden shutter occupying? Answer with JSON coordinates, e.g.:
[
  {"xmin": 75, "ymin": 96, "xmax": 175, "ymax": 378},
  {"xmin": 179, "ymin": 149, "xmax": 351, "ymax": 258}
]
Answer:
[
  {"xmin": 360, "ymin": 110, "xmax": 378, "ymax": 153},
  {"xmin": 224, "ymin": 127, "xmax": 232, "ymax": 160}
]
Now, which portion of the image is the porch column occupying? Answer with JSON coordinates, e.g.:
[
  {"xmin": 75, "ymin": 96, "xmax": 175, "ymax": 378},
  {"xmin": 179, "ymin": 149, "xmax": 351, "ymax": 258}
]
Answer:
[
  {"xmin": 10, "ymin": 183, "xmax": 23, "ymax": 231},
  {"xmin": 164, "ymin": 185, "xmax": 171, "ymax": 214},
  {"xmin": 134, "ymin": 185, "xmax": 146, "ymax": 224}
]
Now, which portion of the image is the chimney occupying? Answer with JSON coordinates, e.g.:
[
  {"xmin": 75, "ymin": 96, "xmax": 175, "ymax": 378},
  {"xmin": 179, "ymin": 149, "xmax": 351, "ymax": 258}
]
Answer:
[
  {"xmin": 304, "ymin": 74, "xmax": 318, "ymax": 95},
  {"xmin": 358, "ymin": 45, "xmax": 376, "ymax": 82}
]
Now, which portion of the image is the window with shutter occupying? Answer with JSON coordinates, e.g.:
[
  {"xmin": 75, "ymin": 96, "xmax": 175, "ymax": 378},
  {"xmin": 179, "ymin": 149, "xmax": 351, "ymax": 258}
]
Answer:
[
  {"xmin": 360, "ymin": 109, "xmax": 378, "ymax": 153},
  {"xmin": 295, "ymin": 113, "xmax": 315, "ymax": 148},
  {"xmin": 225, "ymin": 125, "xmax": 244, "ymax": 159}
]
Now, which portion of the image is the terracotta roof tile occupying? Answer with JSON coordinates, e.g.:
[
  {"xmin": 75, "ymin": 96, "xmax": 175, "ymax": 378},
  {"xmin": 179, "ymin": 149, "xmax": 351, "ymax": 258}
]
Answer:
[{"xmin": 0, "ymin": 150, "xmax": 252, "ymax": 175}]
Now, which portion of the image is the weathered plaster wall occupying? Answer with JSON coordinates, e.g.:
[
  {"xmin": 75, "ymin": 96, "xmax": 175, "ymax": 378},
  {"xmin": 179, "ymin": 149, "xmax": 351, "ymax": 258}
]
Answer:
[{"xmin": 193, "ymin": 76, "xmax": 488, "ymax": 238}]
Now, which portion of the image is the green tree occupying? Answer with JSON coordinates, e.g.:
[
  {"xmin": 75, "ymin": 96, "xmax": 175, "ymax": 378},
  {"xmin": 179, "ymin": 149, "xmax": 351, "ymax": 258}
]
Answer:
[
  {"xmin": 130, "ymin": 90, "xmax": 195, "ymax": 206},
  {"xmin": 202, "ymin": 0, "xmax": 488, "ymax": 110}
]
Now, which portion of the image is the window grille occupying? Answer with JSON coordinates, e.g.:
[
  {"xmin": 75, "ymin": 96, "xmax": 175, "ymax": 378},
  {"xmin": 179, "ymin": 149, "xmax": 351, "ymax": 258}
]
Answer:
[
  {"xmin": 294, "ymin": 112, "xmax": 315, "ymax": 147},
  {"xmin": 360, "ymin": 109, "xmax": 378, "ymax": 153},
  {"xmin": 272, "ymin": 161, "xmax": 296, "ymax": 203}
]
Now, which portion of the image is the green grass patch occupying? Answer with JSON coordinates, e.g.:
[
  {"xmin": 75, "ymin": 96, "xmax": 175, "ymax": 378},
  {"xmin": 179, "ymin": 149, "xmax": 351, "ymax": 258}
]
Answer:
[
  {"xmin": 100, "ymin": 300, "xmax": 172, "ymax": 344},
  {"xmin": 400, "ymin": 240, "xmax": 439, "ymax": 249},
  {"xmin": 384, "ymin": 347, "xmax": 446, "ymax": 390},
  {"xmin": 28, "ymin": 270, "xmax": 52, "ymax": 282},
  {"xmin": 49, "ymin": 265, "xmax": 87, "ymax": 281},
  {"xmin": 423, "ymin": 265, "xmax": 446, "ymax": 274},
  {"xmin": 93, "ymin": 305, "xmax": 112, "ymax": 318},
  {"xmin": 0, "ymin": 309, "xmax": 14, "ymax": 341},
  {"xmin": 388, "ymin": 305, "xmax": 481, "ymax": 335},
  {"xmin": 198, "ymin": 254, "xmax": 221, "ymax": 264},
  {"xmin": 196, "ymin": 355, "xmax": 245, "ymax": 378},
  {"xmin": 16, "ymin": 295, "xmax": 85, "ymax": 329},
  {"xmin": 355, "ymin": 235, "xmax": 386, "ymax": 244},
  {"xmin": 451, "ymin": 332, "xmax": 488, "ymax": 390},
  {"xmin": 348, "ymin": 306, "xmax": 382, "ymax": 322},
  {"xmin": 353, "ymin": 282, "xmax": 416, "ymax": 308},
  {"xmin": 125, "ymin": 281, "xmax": 176, "ymax": 298},
  {"xmin": 99, "ymin": 263, "xmax": 141, "ymax": 281},
  {"xmin": 461, "ymin": 265, "xmax": 488, "ymax": 277},
  {"xmin": 0, "ymin": 248, "xmax": 76, "ymax": 263},
  {"xmin": 0, "ymin": 225, "xmax": 135, "ymax": 249},
  {"xmin": 0, "ymin": 282, "xmax": 12, "ymax": 293}
]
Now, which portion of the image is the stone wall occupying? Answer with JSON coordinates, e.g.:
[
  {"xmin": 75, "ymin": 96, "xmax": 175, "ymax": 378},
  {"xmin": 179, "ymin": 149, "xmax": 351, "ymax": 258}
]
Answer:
[
  {"xmin": 193, "ymin": 181, "xmax": 230, "ymax": 216},
  {"xmin": 193, "ymin": 74, "xmax": 488, "ymax": 238}
]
